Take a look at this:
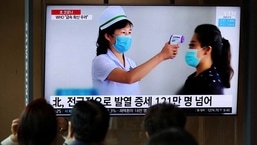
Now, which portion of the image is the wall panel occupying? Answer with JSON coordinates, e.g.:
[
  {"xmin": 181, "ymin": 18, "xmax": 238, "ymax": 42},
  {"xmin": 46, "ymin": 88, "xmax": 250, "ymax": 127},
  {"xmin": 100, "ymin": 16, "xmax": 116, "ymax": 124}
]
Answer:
[{"xmin": 0, "ymin": 0, "xmax": 25, "ymax": 140}]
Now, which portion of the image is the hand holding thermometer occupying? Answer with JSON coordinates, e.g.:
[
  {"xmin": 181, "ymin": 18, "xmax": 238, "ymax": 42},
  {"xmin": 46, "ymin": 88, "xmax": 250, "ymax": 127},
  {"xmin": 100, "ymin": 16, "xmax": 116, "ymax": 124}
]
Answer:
[
  {"xmin": 169, "ymin": 34, "xmax": 184, "ymax": 59},
  {"xmin": 169, "ymin": 34, "xmax": 185, "ymax": 44}
]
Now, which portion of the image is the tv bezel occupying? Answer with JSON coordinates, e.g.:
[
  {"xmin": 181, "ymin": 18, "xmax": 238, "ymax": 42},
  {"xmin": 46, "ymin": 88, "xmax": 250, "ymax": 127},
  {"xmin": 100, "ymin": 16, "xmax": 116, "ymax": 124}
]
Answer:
[{"xmin": 42, "ymin": 4, "xmax": 242, "ymax": 116}]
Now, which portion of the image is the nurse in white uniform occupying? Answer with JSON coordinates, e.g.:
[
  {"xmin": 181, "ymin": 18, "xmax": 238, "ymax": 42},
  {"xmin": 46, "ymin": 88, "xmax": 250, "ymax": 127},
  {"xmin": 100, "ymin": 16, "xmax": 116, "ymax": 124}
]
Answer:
[{"xmin": 92, "ymin": 6, "xmax": 179, "ymax": 95}]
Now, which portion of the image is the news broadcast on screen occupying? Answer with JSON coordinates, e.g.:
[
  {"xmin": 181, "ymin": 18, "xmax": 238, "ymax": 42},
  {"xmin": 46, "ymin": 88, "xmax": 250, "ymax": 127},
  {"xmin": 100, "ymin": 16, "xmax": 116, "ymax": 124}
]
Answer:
[{"xmin": 44, "ymin": 5, "xmax": 241, "ymax": 116}]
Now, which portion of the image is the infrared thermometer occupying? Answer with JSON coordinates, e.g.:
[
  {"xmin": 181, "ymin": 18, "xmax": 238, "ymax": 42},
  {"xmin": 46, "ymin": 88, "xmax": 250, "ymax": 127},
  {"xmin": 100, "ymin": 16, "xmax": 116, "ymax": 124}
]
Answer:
[{"xmin": 169, "ymin": 34, "xmax": 185, "ymax": 44}]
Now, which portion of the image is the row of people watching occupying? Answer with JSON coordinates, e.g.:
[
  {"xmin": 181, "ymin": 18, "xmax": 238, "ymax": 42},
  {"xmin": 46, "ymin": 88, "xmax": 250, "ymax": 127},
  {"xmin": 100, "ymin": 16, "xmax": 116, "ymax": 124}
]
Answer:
[{"xmin": 1, "ymin": 98, "xmax": 198, "ymax": 145}]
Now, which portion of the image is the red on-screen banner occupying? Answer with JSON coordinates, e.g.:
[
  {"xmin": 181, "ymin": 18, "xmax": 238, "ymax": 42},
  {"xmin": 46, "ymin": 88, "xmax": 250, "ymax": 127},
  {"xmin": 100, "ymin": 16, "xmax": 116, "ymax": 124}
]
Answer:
[{"xmin": 51, "ymin": 10, "xmax": 81, "ymax": 15}]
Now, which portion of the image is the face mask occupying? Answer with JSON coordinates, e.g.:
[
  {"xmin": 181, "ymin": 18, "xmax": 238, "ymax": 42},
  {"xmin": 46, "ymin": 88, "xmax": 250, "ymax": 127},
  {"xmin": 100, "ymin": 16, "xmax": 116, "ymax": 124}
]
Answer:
[
  {"xmin": 185, "ymin": 49, "xmax": 201, "ymax": 67},
  {"xmin": 113, "ymin": 35, "xmax": 132, "ymax": 53}
]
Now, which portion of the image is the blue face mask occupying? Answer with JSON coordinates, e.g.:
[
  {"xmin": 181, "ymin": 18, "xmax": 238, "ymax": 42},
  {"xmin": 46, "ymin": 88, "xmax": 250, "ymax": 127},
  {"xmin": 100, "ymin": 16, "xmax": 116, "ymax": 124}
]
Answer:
[
  {"xmin": 185, "ymin": 49, "xmax": 201, "ymax": 67},
  {"xmin": 113, "ymin": 35, "xmax": 132, "ymax": 53}
]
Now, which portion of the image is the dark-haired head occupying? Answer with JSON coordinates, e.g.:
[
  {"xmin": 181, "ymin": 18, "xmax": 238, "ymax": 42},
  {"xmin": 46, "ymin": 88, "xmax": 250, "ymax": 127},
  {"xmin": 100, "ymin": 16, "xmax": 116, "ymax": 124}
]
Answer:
[
  {"xmin": 145, "ymin": 127, "xmax": 199, "ymax": 145},
  {"xmin": 96, "ymin": 19, "xmax": 133, "ymax": 56},
  {"xmin": 17, "ymin": 98, "xmax": 57, "ymax": 145},
  {"xmin": 194, "ymin": 24, "xmax": 234, "ymax": 88},
  {"xmin": 71, "ymin": 100, "xmax": 110, "ymax": 144},
  {"xmin": 143, "ymin": 103, "xmax": 186, "ymax": 137}
]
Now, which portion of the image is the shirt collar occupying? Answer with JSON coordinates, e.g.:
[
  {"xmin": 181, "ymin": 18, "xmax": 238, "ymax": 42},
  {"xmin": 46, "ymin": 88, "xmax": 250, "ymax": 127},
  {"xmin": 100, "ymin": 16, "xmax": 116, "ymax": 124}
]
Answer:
[{"xmin": 107, "ymin": 49, "xmax": 131, "ymax": 70}]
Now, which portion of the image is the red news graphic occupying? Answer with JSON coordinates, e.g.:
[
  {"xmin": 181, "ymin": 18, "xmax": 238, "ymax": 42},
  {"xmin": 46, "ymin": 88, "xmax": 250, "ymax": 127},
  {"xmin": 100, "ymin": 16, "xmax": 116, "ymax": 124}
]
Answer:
[
  {"xmin": 51, "ymin": 9, "xmax": 92, "ymax": 20},
  {"xmin": 51, "ymin": 9, "xmax": 81, "ymax": 15}
]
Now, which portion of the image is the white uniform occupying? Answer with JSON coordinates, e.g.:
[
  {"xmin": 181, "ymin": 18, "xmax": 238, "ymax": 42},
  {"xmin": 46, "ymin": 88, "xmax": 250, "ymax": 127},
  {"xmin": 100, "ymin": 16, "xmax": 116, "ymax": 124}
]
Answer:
[{"xmin": 92, "ymin": 49, "xmax": 140, "ymax": 95}]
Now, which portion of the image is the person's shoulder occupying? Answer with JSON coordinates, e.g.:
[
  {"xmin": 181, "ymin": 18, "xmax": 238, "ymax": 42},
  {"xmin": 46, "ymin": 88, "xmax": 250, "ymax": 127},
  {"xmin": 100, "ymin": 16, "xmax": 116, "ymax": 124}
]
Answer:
[
  {"xmin": 202, "ymin": 67, "xmax": 223, "ymax": 90},
  {"xmin": 207, "ymin": 67, "xmax": 222, "ymax": 81},
  {"xmin": 93, "ymin": 54, "xmax": 108, "ymax": 60},
  {"xmin": 92, "ymin": 54, "xmax": 111, "ymax": 63},
  {"xmin": 68, "ymin": 140, "xmax": 89, "ymax": 145},
  {"xmin": 0, "ymin": 135, "xmax": 18, "ymax": 145}
]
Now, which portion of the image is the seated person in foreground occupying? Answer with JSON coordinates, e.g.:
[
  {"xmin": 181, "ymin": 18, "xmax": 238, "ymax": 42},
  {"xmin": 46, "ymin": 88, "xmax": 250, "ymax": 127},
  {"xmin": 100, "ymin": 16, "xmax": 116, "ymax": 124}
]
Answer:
[
  {"xmin": 143, "ymin": 103, "xmax": 187, "ymax": 138},
  {"xmin": 145, "ymin": 127, "xmax": 199, "ymax": 145},
  {"xmin": 64, "ymin": 100, "xmax": 110, "ymax": 145},
  {"xmin": 1, "ymin": 98, "xmax": 64, "ymax": 145}
]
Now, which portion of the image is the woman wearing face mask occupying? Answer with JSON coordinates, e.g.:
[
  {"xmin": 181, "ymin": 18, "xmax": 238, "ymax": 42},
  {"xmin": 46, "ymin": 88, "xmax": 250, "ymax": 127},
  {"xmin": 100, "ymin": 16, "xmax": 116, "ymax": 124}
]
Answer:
[
  {"xmin": 178, "ymin": 24, "xmax": 234, "ymax": 95},
  {"xmin": 92, "ymin": 6, "xmax": 179, "ymax": 95}
]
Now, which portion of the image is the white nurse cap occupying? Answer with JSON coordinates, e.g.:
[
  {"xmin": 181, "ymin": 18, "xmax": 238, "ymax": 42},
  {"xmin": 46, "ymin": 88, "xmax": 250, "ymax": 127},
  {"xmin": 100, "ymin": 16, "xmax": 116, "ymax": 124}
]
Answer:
[{"xmin": 98, "ymin": 6, "xmax": 129, "ymax": 30}]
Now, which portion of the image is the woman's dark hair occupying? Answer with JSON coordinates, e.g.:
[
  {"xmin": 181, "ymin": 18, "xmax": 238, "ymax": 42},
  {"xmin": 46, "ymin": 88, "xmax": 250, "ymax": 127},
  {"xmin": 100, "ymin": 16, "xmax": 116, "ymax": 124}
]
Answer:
[
  {"xmin": 143, "ymin": 103, "xmax": 186, "ymax": 137},
  {"xmin": 96, "ymin": 19, "xmax": 133, "ymax": 56},
  {"xmin": 17, "ymin": 98, "xmax": 57, "ymax": 145},
  {"xmin": 195, "ymin": 24, "xmax": 234, "ymax": 88},
  {"xmin": 71, "ymin": 100, "xmax": 110, "ymax": 144},
  {"xmin": 146, "ymin": 127, "xmax": 198, "ymax": 145}
]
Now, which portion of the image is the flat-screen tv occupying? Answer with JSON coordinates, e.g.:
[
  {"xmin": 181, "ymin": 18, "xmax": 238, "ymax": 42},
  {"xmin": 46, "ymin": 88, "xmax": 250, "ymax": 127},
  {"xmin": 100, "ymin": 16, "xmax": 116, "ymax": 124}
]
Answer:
[{"xmin": 44, "ymin": 5, "xmax": 241, "ymax": 116}]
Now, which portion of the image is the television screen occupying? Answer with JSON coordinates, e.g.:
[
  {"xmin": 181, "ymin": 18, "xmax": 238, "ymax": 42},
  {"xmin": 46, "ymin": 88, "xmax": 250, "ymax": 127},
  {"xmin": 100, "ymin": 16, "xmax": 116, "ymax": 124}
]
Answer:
[{"xmin": 44, "ymin": 5, "xmax": 241, "ymax": 116}]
